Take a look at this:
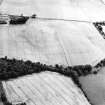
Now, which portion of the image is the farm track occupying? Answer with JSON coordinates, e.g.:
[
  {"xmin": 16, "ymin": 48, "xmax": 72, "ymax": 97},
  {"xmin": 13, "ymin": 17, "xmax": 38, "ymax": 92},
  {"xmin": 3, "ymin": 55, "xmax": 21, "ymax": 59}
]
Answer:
[{"xmin": 36, "ymin": 17, "xmax": 92, "ymax": 23}]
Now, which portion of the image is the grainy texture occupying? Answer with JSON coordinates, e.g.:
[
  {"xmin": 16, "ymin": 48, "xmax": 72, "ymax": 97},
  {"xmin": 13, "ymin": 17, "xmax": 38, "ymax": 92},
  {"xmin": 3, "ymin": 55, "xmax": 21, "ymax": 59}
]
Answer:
[
  {"xmin": 0, "ymin": 0, "xmax": 105, "ymax": 105},
  {"xmin": 1, "ymin": 0, "xmax": 105, "ymax": 21},
  {"xmin": 3, "ymin": 72, "xmax": 91, "ymax": 105},
  {"xmin": 0, "ymin": 20, "xmax": 104, "ymax": 66}
]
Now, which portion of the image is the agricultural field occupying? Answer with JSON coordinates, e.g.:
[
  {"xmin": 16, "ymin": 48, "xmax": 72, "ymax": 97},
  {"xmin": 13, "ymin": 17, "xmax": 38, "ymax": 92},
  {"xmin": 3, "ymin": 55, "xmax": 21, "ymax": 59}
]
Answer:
[
  {"xmin": 0, "ymin": 19, "xmax": 105, "ymax": 66},
  {"xmin": 0, "ymin": 0, "xmax": 105, "ymax": 105},
  {"xmin": 2, "ymin": 71, "xmax": 91, "ymax": 105},
  {"xmin": 79, "ymin": 70, "xmax": 105, "ymax": 105}
]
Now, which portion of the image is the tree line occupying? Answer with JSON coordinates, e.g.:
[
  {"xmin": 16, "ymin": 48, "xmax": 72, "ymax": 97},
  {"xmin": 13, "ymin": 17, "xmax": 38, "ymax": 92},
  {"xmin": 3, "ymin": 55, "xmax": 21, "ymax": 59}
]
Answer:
[{"xmin": 0, "ymin": 56, "xmax": 93, "ymax": 81}]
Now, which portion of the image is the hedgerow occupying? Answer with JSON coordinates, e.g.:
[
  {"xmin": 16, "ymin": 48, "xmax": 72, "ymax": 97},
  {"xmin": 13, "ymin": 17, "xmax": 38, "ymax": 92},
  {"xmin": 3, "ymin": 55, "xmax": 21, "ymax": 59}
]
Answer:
[
  {"xmin": 94, "ymin": 58, "xmax": 105, "ymax": 68},
  {"xmin": 0, "ymin": 56, "xmax": 93, "ymax": 82},
  {"xmin": 93, "ymin": 22, "xmax": 105, "ymax": 39}
]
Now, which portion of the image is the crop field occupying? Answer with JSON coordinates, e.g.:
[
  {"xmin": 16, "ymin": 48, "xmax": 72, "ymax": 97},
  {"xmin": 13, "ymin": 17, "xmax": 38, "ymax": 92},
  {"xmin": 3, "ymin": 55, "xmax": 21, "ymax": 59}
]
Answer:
[
  {"xmin": 0, "ymin": 19, "xmax": 105, "ymax": 66},
  {"xmin": 2, "ymin": 71, "xmax": 91, "ymax": 105}
]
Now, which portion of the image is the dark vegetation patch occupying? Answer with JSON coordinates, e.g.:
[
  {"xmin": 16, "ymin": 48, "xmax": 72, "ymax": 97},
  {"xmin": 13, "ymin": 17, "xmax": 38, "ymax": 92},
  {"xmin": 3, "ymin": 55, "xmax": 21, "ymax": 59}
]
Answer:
[
  {"xmin": 93, "ymin": 22, "xmax": 105, "ymax": 38},
  {"xmin": 94, "ymin": 58, "xmax": 105, "ymax": 68},
  {"xmin": 0, "ymin": 56, "xmax": 93, "ymax": 82}
]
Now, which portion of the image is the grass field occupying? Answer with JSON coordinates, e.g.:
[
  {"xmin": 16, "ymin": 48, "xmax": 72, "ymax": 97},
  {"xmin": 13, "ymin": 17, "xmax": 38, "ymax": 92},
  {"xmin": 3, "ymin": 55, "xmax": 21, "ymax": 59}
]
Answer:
[{"xmin": 0, "ymin": 19, "xmax": 105, "ymax": 66}]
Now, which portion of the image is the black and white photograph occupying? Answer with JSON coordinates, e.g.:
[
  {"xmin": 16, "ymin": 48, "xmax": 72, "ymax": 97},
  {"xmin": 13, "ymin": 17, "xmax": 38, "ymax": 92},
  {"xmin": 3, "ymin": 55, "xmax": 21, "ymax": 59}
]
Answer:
[{"xmin": 0, "ymin": 0, "xmax": 105, "ymax": 105}]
